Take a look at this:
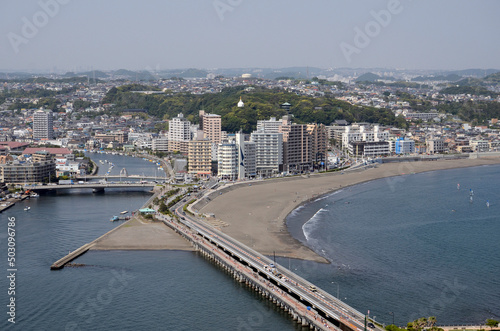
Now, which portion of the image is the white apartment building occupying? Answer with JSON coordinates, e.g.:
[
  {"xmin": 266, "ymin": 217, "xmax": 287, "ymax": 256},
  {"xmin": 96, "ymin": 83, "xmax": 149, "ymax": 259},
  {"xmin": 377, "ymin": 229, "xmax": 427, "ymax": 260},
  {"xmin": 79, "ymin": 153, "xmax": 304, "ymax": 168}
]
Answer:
[
  {"xmin": 470, "ymin": 140, "xmax": 490, "ymax": 152},
  {"xmin": 217, "ymin": 142, "xmax": 238, "ymax": 180},
  {"xmin": 349, "ymin": 141, "xmax": 391, "ymax": 157},
  {"xmin": 341, "ymin": 125, "xmax": 389, "ymax": 152},
  {"xmin": 168, "ymin": 113, "xmax": 192, "ymax": 153},
  {"xmin": 134, "ymin": 135, "xmax": 153, "ymax": 149},
  {"xmin": 236, "ymin": 133, "xmax": 256, "ymax": 179},
  {"xmin": 256, "ymin": 117, "xmax": 283, "ymax": 133},
  {"xmin": 169, "ymin": 113, "xmax": 191, "ymax": 141},
  {"xmin": 152, "ymin": 137, "xmax": 169, "ymax": 152},
  {"xmin": 250, "ymin": 130, "xmax": 283, "ymax": 177},
  {"xmin": 33, "ymin": 109, "xmax": 54, "ymax": 140}
]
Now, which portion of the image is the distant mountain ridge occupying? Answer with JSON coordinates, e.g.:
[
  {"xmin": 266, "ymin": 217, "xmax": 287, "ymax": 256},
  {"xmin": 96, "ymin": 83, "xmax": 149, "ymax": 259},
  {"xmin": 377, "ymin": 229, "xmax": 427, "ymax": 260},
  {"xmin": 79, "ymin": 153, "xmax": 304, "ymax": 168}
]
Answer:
[{"xmin": 0, "ymin": 67, "xmax": 498, "ymax": 82}]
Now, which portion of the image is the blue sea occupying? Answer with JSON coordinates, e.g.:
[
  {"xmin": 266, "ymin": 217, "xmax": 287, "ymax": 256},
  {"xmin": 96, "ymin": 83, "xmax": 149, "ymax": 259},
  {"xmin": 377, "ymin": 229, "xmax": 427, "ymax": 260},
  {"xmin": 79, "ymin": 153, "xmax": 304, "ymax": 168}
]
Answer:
[
  {"xmin": 1, "ymin": 156, "xmax": 499, "ymax": 329},
  {"xmin": 286, "ymin": 164, "xmax": 500, "ymax": 326}
]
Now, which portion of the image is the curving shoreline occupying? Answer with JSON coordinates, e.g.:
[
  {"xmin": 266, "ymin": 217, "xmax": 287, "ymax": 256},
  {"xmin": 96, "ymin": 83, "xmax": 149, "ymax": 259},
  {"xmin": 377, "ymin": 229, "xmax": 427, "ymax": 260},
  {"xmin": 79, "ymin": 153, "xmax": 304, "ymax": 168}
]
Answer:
[{"xmin": 198, "ymin": 156, "xmax": 500, "ymax": 263}]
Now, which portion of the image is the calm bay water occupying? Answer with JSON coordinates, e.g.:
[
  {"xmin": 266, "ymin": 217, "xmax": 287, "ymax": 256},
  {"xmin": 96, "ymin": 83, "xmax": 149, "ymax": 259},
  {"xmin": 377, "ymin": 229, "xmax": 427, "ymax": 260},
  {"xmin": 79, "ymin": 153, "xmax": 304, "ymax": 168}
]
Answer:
[
  {"xmin": 0, "ymin": 153, "xmax": 298, "ymax": 330},
  {"xmin": 286, "ymin": 164, "xmax": 500, "ymax": 326}
]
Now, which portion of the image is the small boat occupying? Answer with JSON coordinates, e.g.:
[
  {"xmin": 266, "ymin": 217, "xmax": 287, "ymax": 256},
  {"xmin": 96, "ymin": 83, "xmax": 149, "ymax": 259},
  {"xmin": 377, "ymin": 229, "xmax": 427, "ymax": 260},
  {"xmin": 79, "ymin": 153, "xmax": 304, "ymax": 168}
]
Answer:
[
  {"xmin": 457, "ymin": 183, "xmax": 460, "ymax": 190},
  {"xmin": 110, "ymin": 215, "xmax": 119, "ymax": 222},
  {"xmin": 486, "ymin": 200, "xmax": 490, "ymax": 208},
  {"xmin": 30, "ymin": 192, "xmax": 39, "ymax": 198},
  {"xmin": 120, "ymin": 211, "xmax": 128, "ymax": 215},
  {"xmin": 24, "ymin": 206, "xmax": 31, "ymax": 211}
]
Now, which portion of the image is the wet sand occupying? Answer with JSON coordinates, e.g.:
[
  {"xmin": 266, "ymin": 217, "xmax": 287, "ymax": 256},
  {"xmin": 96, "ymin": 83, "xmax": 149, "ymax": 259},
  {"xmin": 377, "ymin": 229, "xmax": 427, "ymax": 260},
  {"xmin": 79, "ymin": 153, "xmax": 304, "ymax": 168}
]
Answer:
[{"xmin": 196, "ymin": 157, "xmax": 500, "ymax": 263}]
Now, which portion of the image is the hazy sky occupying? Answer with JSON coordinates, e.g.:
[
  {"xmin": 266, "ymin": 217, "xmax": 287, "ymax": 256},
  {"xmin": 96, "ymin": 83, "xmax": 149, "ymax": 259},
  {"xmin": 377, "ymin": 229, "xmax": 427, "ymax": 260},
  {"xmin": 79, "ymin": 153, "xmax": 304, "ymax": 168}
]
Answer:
[{"xmin": 1, "ymin": 0, "xmax": 499, "ymax": 72}]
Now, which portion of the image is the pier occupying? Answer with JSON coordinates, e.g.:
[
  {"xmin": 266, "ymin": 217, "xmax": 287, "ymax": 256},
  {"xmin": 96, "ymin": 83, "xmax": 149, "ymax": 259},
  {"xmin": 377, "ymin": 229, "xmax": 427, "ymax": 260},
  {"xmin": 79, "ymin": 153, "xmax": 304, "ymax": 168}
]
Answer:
[{"xmin": 50, "ymin": 244, "xmax": 93, "ymax": 270}]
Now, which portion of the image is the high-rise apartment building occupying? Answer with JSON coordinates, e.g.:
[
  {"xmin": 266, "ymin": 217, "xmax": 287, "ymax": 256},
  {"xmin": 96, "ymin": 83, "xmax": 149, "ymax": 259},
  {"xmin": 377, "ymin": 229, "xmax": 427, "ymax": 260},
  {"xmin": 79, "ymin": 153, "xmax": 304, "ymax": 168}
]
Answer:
[
  {"xmin": 33, "ymin": 109, "xmax": 54, "ymax": 140},
  {"xmin": 307, "ymin": 123, "xmax": 328, "ymax": 169},
  {"xmin": 236, "ymin": 132, "xmax": 256, "ymax": 179},
  {"xmin": 199, "ymin": 110, "xmax": 221, "ymax": 145},
  {"xmin": 188, "ymin": 135, "xmax": 212, "ymax": 178},
  {"xmin": 217, "ymin": 142, "xmax": 238, "ymax": 180},
  {"xmin": 168, "ymin": 113, "xmax": 191, "ymax": 153},
  {"xmin": 250, "ymin": 130, "xmax": 283, "ymax": 177}
]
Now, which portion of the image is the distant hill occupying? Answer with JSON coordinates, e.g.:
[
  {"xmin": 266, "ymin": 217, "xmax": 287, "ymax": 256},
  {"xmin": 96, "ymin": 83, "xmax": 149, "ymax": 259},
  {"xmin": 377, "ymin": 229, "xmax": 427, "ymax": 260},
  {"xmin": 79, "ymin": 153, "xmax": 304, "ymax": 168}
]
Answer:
[
  {"xmin": 412, "ymin": 74, "xmax": 462, "ymax": 82},
  {"xmin": 483, "ymin": 71, "xmax": 500, "ymax": 84},
  {"xmin": 169, "ymin": 68, "xmax": 208, "ymax": 78},
  {"xmin": 63, "ymin": 70, "xmax": 109, "ymax": 79},
  {"xmin": 455, "ymin": 77, "xmax": 484, "ymax": 87},
  {"xmin": 355, "ymin": 72, "xmax": 381, "ymax": 82},
  {"xmin": 439, "ymin": 85, "xmax": 498, "ymax": 97},
  {"xmin": 451, "ymin": 72, "xmax": 500, "ymax": 88},
  {"xmin": 264, "ymin": 71, "xmax": 308, "ymax": 80},
  {"xmin": 0, "ymin": 76, "xmax": 100, "ymax": 84},
  {"xmin": 443, "ymin": 69, "xmax": 499, "ymax": 78}
]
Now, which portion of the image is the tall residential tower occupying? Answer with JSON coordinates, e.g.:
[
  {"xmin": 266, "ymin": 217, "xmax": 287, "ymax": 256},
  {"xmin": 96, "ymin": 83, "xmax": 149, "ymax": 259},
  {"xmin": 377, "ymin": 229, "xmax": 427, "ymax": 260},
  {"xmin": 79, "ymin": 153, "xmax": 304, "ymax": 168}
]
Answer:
[{"xmin": 33, "ymin": 109, "xmax": 54, "ymax": 140}]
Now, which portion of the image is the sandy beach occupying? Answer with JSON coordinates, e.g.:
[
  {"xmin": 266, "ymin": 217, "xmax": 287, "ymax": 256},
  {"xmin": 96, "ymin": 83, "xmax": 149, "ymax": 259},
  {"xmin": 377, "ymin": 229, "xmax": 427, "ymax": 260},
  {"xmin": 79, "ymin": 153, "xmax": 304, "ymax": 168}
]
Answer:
[
  {"xmin": 195, "ymin": 156, "xmax": 500, "ymax": 263},
  {"xmin": 91, "ymin": 217, "xmax": 194, "ymax": 251}
]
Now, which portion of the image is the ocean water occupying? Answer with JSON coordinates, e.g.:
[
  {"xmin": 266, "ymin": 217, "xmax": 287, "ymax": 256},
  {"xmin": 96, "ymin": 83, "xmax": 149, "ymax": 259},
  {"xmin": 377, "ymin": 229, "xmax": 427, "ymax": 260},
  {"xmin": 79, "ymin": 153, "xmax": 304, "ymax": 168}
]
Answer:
[
  {"xmin": 2, "ymin": 155, "xmax": 499, "ymax": 330},
  {"xmin": 286, "ymin": 164, "xmax": 500, "ymax": 326}
]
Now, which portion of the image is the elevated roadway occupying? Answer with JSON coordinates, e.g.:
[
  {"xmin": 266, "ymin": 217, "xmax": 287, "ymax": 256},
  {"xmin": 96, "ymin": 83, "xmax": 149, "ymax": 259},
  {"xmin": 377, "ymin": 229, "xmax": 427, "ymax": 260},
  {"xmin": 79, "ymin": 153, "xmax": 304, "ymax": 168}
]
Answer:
[{"xmin": 170, "ymin": 200, "xmax": 382, "ymax": 331}]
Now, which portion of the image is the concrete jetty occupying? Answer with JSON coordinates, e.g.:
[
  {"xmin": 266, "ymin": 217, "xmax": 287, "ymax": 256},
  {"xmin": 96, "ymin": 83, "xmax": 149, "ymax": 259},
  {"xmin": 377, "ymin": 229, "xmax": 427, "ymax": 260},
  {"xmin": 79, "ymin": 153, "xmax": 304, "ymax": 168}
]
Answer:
[{"xmin": 50, "ymin": 243, "xmax": 93, "ymax": 270}]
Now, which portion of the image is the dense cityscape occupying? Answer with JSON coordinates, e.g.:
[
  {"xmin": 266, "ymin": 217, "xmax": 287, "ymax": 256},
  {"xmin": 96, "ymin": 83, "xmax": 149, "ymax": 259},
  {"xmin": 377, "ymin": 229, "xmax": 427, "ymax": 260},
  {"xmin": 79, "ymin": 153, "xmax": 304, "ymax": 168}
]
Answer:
[
  {"xmin": 2, "ymin": 1, "xmax": 500, "ymax": 330},
  {"xmin": 1, "ymin": 69, "xmax": 500, "ymax": 188}
]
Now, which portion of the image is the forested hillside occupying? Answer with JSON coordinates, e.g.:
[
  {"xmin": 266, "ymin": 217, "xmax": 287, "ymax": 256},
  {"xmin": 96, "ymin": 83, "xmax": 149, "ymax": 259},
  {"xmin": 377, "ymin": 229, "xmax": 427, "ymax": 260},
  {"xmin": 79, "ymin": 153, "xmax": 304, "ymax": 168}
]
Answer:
[{"xmin": 103, "ymin": 85, "xmax": 406, "ymax": 132}]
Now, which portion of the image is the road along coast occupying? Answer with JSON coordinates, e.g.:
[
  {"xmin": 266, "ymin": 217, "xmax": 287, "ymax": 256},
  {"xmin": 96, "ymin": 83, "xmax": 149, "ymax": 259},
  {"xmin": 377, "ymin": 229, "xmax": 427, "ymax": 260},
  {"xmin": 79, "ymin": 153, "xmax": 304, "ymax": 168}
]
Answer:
[{"xmin": 194, "ymin": 156, "xmax": 500, "ymax": 263}]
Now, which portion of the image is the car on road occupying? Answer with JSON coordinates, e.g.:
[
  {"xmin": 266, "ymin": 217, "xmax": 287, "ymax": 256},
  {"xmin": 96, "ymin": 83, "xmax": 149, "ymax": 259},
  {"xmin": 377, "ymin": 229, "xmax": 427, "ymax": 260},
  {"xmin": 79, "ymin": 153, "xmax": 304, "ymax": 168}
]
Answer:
[
  {"xmin": 309, "ymin": 285, "xmax": 317, "ymax": 292},
  {"xmin": 368, "ymin": 323, "xmax": 375, "ymax": 329}
]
